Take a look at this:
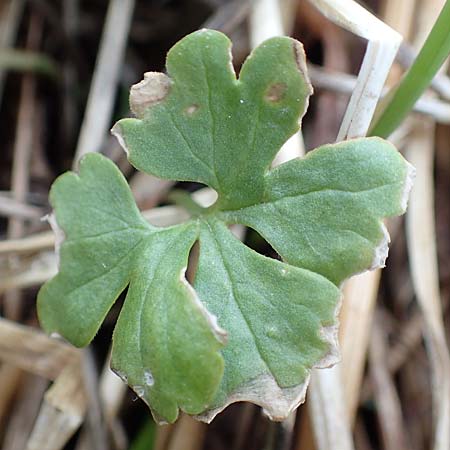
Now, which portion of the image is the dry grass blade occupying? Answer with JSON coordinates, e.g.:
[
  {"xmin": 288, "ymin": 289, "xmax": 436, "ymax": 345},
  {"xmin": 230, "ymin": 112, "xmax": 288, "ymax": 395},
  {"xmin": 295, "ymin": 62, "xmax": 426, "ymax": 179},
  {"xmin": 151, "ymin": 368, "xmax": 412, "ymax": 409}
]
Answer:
[
  {"xmin": 405, "ymin": 122, "xmax": 450, "ymax": 450},
  {"xmin": 0, "ymin": 0, "xmax": 24, "ymax": 101},
  {"xmin": 154, "ymin": 415, "xmax": 205, "ymax": 450},
  {"xmin": 166, "ymin": 415, "xmax": 207, "ymax": 450},
  {"xmin": 74, "ymin": 0, "xmax": 135, "ymax": 165},
  {"xmin": 0, "ymin": 193, "xmax": 44, "ymax": 219},
  {"xmin": 307, "ymin": 366, "xmax": 355, "ymax": 450},
  {"xmin": 25, "ymin": 362, "xmax": 87, "ymax": 450},
  {"xmin": 250, "ymin": 0, "xmax": 287, "ymax": 45},
  {"xmin": 0, "ymin": 231, "xmax": 54, "ymax": 255},
  {"xmin": 75, "ymin": 350, "xmax": 128, "ymax": 450},
  {"xmin": 0, "ymin": 251, "xmax": 57, "ymax": 293},
  {"xmin": 0, "ymin": 319, "xmax": 85, "ymax": 450},
  {"xmin": 0, "ymin": 206, "xmax": 190, "ymax": 256},
  {"xmin": 360, "ymin": 310, "xmax": 425, "ymax": 405},
  {"xmin": 354, "ymin": 418, "xmax": 374, "ymax": 450},
  {"xmin": 250, "ymin": 0, "xmax": 304, "ymax": 163},
  {"xmin": 154, "ymin": 424, "xmax": 174, "ymax": 450},
  {"xmin": 402, "ymin": 2, "xmax": 450, "ymax": 448},
  {"xmin": 301, "ymin": 1, "xmax": 350, "ymax": 148},
  {"xmin": 297, "ymin": 1, "xmax": 402, "ymax": 449},
  {"xmin": 381, "ymin": 0, "xmax": 415, "ymax": 40},
  {"xmin": 201, "ymin": 0, "xmax": 252, "ymax": 34},
  {"xmin": 339, "ymin": 270, "xmax": 380, "ymax": 422},
  {"xmin": 387, "ymin": 311, "xmax": 424, "ymax": 373},
  {"xmin": 1, "ymin": 374, "xmax": 48, "ymax": 450},
  {"xmin": 307, "ymin": 64, "xmax": 450, "ymax": 124},
  {"xmin": 311, "ymin": 0, "xmax": 402, "ymax": 139},
  {"xmin": 61, "ymin": 0, "xmax": 80, "ymax": 148},
  {"xmin": 0, "ymin": 366, "xmax": 23, "ymax": 426},
  {"xmin": 99, "ymin": 359, "xmax": 126, "ymax": 422},
  {"xmin": 98, "ymin": 363, "xmax": 127, "ymax": 449},
  {"xmin": 0, "ymin": 318, "xmax": 79, "ymax": 380},
  {"xmin": 369, "ymin": 314, "xmax": 410, "ymax": 450},
  {"xmin": 79, "ymin": 349, "xmax": 108, "ymax": 450},
  {"xmin": 231, "ymin": 404, "xmax": 256, "ymax": 450},
  {"xmin": 5, "ymin": 41, "xmax": 38, "ymax": 319}
]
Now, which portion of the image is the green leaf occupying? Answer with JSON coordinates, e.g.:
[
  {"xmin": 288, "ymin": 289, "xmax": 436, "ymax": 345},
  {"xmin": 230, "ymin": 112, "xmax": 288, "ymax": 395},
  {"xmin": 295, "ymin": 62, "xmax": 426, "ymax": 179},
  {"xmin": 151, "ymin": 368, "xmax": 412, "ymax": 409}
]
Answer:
[
  {"xmin": 112, "ymin": 29, "xmax": 312, "ymax": 209},
  {"xmin": 111, "ymin": 223, "xmax": 225, "ymax": 423},
  {"xmin": 194, "ymin": 218, "xmax": 340, "ymax": 420},
  {"xmin": 37, "ymin": 153, "xmax": 225, "ymax": 423},
  {"xmin": 38, "ymin": 153, "xmax": 150, "ymax": 347},
  {"xmin": 38, "ymin": 29, "xmax": 414, "ymax": 423},
  {"xmin": 223, "ymin": 138, "xmax": 412, "ymax": 286}
]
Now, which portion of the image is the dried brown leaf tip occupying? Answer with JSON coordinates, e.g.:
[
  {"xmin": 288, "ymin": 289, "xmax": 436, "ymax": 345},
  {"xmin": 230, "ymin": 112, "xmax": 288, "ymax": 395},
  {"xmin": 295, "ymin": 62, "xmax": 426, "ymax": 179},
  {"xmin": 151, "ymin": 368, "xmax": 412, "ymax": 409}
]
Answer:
[{"xmin": 130, "ymin": 72, "xmax": 172, "ymax": 118}]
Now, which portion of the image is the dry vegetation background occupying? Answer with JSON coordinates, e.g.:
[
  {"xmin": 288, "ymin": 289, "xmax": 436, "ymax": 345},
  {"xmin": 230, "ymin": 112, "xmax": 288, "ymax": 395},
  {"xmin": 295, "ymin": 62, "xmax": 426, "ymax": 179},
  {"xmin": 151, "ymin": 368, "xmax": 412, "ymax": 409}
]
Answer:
[{"xmin": 0, "ymin": 0, "xmax": 450, "ymax": 449}]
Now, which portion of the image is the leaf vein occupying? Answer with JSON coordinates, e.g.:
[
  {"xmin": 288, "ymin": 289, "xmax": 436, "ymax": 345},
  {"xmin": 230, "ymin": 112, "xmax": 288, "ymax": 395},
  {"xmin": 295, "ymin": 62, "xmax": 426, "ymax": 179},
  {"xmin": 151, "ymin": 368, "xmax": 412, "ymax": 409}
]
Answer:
[
  {"xmin": 60, "ymin": 236, "xmax": 146, "ymax": 299},
  {"xmin": 207, "ymin": 223, "xmax": 273, "ymax": 375},
  {"xmin": 166, "ymin": 106, "xmax": 217, "ymax": 185},
  {"xmin": 66, "ymin": 227, "xmax": 148, "ymax": 244}
]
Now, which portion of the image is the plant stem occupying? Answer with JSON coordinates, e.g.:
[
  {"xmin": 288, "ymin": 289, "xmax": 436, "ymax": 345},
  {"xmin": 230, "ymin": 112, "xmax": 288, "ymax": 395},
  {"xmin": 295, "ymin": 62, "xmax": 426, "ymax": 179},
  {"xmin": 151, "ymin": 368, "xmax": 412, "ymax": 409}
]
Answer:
[
  {"xmin": 168, "ymin": 190, "xmax": 206, "ymax": 217},
  {"xmin": 369, "ymin": 0, "xmax": 450, "ymax": 138}
]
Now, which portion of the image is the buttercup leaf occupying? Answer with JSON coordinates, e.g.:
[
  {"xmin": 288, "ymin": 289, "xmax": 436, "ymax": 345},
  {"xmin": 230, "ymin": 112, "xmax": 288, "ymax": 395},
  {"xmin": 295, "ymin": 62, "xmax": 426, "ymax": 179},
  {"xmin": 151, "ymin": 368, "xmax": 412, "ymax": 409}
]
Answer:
[
  {"xmin": 38, "ymin": 29, "xmax": 414, "ymax": 423},
  {"xmin": 224, "ymin": 138, "xmax": 412, "ymax": 286},
  {"xmin": 194, "ymin": 218, "xmax": 340, "ymax": 421},
  {"xmin": 112, "ymin": 29, "xmax": 312, "ymax": 209},
  {"xmin": 38, "ymin": 154, "xmax": 225, "ymax": 423}
]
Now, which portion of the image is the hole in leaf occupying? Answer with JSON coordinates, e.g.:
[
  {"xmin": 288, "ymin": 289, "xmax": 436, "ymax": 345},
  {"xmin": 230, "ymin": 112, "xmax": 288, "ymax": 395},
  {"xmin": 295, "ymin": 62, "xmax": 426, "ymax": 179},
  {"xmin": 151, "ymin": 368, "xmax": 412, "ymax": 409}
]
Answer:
[{"xmin": 265, "ymin": 83, "xmax": 287, "ymax": 103}]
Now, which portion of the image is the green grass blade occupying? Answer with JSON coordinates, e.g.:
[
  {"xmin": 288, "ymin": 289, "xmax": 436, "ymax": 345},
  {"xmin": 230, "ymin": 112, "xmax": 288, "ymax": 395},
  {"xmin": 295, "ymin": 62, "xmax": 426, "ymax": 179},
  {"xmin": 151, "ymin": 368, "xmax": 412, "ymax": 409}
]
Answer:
[
  {"xmin": 128, "ymin": 419, "xmax": 156, "ymax": 450},
  {"xmin": 369, "ymin": 0, "xmax": 450, "ymax": 138},
  {"xmin": 0, "ymin": 50, "xmax": 59, "ymax": 79}
]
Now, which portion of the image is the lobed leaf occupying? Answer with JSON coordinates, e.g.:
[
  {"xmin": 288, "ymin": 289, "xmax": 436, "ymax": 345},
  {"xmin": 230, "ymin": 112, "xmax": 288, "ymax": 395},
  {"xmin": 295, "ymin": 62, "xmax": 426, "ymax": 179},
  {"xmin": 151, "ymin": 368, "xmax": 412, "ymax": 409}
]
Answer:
[
  {"xmin": 111, "ymin": 223, "xmax": 225, "ymax": 423},
  {"xmin": 38, "ymin": 154, "xmax": 225, "ymax": 422},
  {"xmin": 223, "ymin": 137, "xmax": 413, "ymax": 285},
  {"xmin": 194, "ymin": 218, "xmax": 340, "ymax": 421},
  {"xmin": 38, "ymin": 29, "xmax": 414, "ymax": 423},
  {"xmin": 112, "ymin": 29, "xmax": 312, "ymax": 209},
  {"xmin": 38, "ymin": 153, "xmax": 150, "ymax": 347}
]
